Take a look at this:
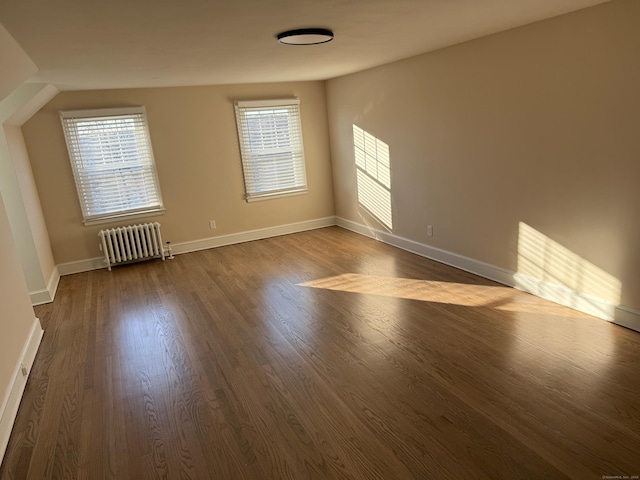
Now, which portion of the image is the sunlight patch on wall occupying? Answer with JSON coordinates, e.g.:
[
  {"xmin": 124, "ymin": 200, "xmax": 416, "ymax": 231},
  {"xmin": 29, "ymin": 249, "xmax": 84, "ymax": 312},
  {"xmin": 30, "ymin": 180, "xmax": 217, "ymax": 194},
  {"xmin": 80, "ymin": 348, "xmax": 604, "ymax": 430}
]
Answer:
[
  {"xmin": 516, "ymin": 222, "xmax": 621, "ymax": 320},
  {"xmin": 299, "ymin": 273, "xmax": 585, "ymax": 316},
  {"xmin": 353, "ymin": 125, "xmax": 392, "ymax": 230}
]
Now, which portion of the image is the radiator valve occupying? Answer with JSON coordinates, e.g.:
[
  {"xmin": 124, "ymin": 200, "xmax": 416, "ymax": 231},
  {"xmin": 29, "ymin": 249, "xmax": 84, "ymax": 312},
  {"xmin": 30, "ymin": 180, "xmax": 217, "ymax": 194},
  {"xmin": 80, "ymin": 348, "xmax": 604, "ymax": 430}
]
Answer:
[{"xmin": 165, "ymin": 241, "xmax": 175, "ymax": 259}]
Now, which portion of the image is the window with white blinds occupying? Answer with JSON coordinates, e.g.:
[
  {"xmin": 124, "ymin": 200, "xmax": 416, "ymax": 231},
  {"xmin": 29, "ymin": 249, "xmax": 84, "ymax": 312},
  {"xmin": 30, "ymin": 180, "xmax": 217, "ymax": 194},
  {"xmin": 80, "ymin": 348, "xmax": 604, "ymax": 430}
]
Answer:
[
  {"xmin": 59, "ymin": 107, "xmax": 164, "ymax": 225},
  {"xmin": 234, "ymin": 99, "xmax": 308, "ymax": 201}
]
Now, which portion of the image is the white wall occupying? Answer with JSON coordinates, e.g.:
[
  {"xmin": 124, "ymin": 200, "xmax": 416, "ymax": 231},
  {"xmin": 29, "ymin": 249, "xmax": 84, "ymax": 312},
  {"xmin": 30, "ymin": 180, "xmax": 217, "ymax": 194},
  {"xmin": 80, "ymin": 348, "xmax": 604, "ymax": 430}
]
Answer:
[
  {"xmin": 5, "ymin": 125, "xmax": 56, "ymax": 292},
  {"xmin": 0, "ymin": 84, "xmax": 59, "ymax": 304},
  {"xmin": 0, "ymin": 23, "xmax": 46, "ymax": 462}
]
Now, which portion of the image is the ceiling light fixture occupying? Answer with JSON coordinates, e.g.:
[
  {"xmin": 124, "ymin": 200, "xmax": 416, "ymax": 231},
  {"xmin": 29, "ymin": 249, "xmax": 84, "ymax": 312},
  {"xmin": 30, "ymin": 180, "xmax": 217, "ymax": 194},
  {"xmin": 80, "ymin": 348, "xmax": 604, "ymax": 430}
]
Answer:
[{"xmin": 277, "ymin": 28, "xmax": 334, "ymax": 46}]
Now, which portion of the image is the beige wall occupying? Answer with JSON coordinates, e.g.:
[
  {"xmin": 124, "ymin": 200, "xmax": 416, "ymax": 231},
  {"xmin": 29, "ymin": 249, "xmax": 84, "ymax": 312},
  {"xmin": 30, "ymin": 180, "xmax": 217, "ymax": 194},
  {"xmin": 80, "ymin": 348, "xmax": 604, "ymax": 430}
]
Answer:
[
  {"xmin": 0, "ymin": 194, "xmax": 37, "ymax": 439},
  {"xmin": 1, "ymin": 84, "xmax": 59, "ymax": 302},
  {"xmin": 0, "ymin": 29, "xmax": 55, "ymax": 299},
  {"xmin": 4, "ymin": 125, "xmax": 55, "ymax": 287},
  {"xmin": 0, "ymin": 131, "xmax": 43, "ymax": 290},
  {"xmin": 0, "ymin": 86, "xmax": 44, "ymax": 457},
  {"xmin": 0, "ymin": 23, "xmax": 37, "ymax": 101},
  {"xmin": 0, "ymin": 31, "xmax": 45, "ymax": 461},
  {"xmin": 22, "ymin": 81, "xmax": 335, "ymax": 264},
  {"xmin": 326, "ymin": 0, "xmax": 640, "ymax": 310}
]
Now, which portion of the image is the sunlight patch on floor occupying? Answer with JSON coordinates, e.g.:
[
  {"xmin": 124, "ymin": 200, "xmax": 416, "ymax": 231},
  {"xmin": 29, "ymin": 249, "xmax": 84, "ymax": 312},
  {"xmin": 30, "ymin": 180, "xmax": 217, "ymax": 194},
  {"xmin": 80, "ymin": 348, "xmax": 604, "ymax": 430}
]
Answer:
[{"xmin": 298, "ymin": 273, "xmax": 584, "ymax": 316}]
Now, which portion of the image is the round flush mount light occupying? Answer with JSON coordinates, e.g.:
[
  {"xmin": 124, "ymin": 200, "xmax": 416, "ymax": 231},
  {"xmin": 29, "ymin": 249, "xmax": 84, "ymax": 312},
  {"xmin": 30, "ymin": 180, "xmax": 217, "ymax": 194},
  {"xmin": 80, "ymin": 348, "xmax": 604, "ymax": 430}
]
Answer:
[{"xmin": 277, "ymin": 28, "xmax": 334, "ymax": 46}]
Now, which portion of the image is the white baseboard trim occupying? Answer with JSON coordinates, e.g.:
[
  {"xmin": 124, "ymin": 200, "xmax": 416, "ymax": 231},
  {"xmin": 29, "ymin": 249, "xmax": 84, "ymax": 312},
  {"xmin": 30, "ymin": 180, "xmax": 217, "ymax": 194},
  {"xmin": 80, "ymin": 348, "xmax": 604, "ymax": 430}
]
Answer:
[
  {"xmin": 336, "ymin": 217, "xmax": 640, "ymax": 333},
  {"xmin": 171, "ymin": 216, "xmax": 337, "ymax": 256},
  {"xmin": 57, "ymin": 256, "xmax": 105, "ymax": 276},
  {"xmin": 29, "ymin": 288, "xmax": 52, "ymax": 306},
  {"xmin": 0, "ymin": 318, "xmax": 44, "ymax": 462},
  {"xmin": 56, "ymin": 217, "xmax": 338, "ymax": 276},
  {"xmin": 50, "ymin": 214, "xmax": 640, "ymax": 333},
  {"xmin": 30, "ymin": 266, "xmax": 60, "ymax": 306},
  {"xmin": 336, "ymin": 217, "xmax": 516, "ymax": 284},
  {"xmin": 512, "ymin": 272, "xmax": 619, "ymax": 322},
  {"xmin": 614, "ymin": 305, "xmax": 640, "ymax": 333},
  {"xmin": 47, "ymin": 266, "xmax": 60, "ymax": 302}
]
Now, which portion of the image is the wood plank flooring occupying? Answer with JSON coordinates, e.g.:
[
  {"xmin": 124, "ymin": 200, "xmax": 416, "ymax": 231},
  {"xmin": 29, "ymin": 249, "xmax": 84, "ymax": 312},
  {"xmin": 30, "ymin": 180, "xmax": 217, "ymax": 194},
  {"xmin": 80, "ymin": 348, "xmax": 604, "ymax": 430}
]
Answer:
[{"xmin": 1, "ymin": 226, "xmax": 639, "ymax": 479}]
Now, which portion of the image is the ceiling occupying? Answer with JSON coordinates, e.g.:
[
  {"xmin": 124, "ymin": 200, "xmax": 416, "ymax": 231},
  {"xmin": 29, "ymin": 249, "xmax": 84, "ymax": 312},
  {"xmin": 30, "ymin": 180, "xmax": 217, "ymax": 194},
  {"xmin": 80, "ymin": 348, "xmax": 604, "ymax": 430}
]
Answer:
[{"xmin": 0, "ymin": 0, "xmax": 611, "ymax": 91}]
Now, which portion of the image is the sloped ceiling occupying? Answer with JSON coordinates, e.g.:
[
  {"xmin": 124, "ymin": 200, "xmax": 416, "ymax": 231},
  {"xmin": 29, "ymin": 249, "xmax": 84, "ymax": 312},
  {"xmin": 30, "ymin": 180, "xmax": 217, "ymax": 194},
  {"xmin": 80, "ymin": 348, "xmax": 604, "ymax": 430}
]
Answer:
[{"xmin": 0, "ymin": 0, "xmax": 611, "ymax": 91}]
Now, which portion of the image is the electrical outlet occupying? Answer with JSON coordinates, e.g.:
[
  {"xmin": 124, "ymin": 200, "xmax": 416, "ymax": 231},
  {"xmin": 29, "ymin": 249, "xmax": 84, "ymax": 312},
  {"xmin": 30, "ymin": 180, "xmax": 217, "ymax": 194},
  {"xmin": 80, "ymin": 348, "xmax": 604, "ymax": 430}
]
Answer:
[
  {"xmin": 209, "ymin": 220, "xmax": 216, "ymax": 230},
  {"xmin": 427, "ymin": 225, "xmax": 433, "ymax": 237}
]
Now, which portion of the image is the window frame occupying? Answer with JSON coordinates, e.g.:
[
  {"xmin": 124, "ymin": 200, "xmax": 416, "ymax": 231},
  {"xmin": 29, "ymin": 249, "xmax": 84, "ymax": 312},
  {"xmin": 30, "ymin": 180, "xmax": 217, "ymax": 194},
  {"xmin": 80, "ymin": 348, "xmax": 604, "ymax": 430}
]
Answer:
[
  {"xmin": 234, "ymin": 98, "xmax": 308, "ymax": 202},
  {"xmin": 59, "ymin": 106, "xmax": 165, "ymax": 226}
]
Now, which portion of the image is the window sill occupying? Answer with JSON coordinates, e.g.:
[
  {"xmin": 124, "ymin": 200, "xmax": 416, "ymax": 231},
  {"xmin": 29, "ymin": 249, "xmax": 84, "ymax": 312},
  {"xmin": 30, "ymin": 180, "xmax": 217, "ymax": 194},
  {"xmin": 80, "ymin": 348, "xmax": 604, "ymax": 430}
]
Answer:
[
  {"xmin": 83, "ymin": 209, "xmax": 166, "ymax": 227},
  {"xmin": 246, "ymin": 189, "xmax": 308, "ymax": 203}
]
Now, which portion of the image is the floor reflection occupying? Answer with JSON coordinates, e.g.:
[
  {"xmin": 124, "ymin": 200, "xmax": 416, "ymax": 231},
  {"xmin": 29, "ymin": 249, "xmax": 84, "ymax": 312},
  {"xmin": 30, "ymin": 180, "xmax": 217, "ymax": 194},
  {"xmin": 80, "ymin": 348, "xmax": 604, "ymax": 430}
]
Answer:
[{"xmin": 299, "ymin": 272, "xmax": 616, "ymax": 380}]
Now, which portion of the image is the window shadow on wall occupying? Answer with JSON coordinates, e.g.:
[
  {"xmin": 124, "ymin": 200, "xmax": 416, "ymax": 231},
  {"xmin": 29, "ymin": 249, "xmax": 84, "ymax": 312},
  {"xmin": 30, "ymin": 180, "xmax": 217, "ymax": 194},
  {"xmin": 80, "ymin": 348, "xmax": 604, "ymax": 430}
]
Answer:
[
  {"xmin": 353, "ymin": 125, "xmax": 392, "ymax": 231},
  {"xmin": 516, "ymin": 222, "xmax": 621, "ymax": 321}
]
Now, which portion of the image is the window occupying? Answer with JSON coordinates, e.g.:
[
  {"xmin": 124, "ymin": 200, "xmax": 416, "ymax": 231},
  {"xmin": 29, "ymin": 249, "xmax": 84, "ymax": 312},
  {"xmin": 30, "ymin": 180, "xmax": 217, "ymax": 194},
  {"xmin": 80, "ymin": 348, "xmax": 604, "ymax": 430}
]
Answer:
[
  {"xmin": 59, "ymin": 106, "xmax": 164, "ymax": 225},
  {"xmin": 234, "ymin": 99, "xmax": 307, "ymax": 201}
]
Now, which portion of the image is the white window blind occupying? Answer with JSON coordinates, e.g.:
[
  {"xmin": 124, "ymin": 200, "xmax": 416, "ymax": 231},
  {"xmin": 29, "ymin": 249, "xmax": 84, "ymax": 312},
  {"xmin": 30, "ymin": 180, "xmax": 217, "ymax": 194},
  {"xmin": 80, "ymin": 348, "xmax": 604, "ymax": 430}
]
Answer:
[
  {"xmin": 234, "ymin": 99, "xmax": 307, "ymax": 201},
  {"xmin": 59, "ymin": 107, "xmax": 164, "ymax": 225}
]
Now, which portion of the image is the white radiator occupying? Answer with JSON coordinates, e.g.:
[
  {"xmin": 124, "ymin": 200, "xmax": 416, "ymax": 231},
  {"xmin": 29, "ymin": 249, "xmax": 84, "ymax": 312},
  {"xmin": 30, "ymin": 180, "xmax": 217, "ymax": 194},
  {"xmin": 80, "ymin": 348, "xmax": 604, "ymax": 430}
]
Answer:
[{"xmin": 98, "ymin": 222, "xmax": 166, "ymax": 271}]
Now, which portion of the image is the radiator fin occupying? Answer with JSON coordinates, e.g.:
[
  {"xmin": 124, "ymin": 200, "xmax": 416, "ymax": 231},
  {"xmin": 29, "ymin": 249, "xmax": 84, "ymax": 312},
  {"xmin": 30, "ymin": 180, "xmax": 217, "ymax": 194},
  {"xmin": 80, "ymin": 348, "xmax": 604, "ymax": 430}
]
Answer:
[{"xmin": 98, "ymin": 222, "xmax": 165, "ymax": 271}]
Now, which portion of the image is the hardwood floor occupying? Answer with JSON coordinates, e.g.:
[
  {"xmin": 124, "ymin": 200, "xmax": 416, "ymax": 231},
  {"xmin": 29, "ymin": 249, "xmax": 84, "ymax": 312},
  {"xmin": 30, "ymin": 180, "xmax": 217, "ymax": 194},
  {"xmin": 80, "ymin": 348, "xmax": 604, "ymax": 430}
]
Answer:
[{"xmin": 2, "ymin": 226, "xmax": 639, "ymax": 479}]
